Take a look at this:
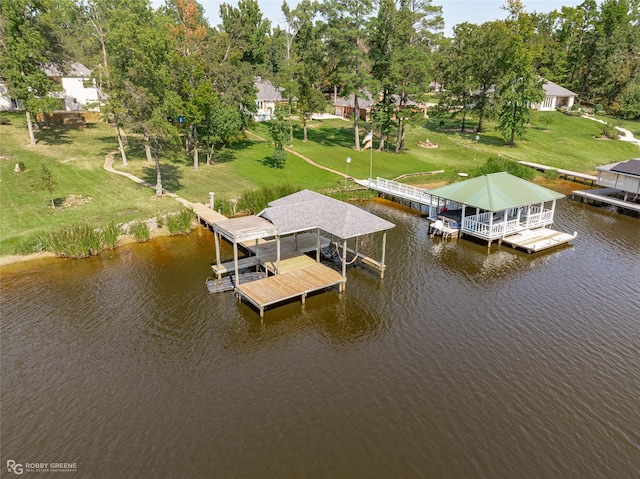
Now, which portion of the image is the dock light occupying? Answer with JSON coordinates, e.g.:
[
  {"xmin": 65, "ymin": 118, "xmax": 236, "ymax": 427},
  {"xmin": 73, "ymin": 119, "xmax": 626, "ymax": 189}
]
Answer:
[
  {"xmin": 209, "ymin": 192, "xmax": 214, "ymax": 209},
  {"xmin": 345, "ymin": 157, "xmax": 351, "ymax": 189}
]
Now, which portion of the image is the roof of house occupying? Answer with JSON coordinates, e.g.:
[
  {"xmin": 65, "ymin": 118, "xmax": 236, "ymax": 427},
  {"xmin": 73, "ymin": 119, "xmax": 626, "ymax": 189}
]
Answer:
[
  {"xmin": 255, "ymin": 78, "xmax": 284, "ymax": 101},
  {"xmin": 334, "ymin": 91, "xmax": 375, "ymax": 110},
  {"xmin": 427, "ymin": 172, "xmax": 565, "ymax": 211},
  {"xmin": 598, "ymin": 158, "xmax": 640, "ymax": 177},
  {"xmin": 260, "ymin": 189, "xmax": 395, "ymax": 239},
  {"xmin": 44, "ymin": 62, "xmax": 92, "ymax": 78},
  {"xmin": 543, "ymin": 80, "xmax": 576, "ymax": 97}
]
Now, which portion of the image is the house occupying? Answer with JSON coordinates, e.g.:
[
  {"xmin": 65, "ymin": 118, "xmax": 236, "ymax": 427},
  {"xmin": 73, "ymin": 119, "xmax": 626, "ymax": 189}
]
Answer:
[
  {"xmin": 333, "ymin": 92, "xmax": 374, "ymax": 121},
  {"xmin": 0, "ymin": 62, "xmax": 101, "ymax": 112},
  {"xmin": 254, "ymin": 78, "xmax": 287, "ymax": 121},
  {"xmin": 426, "ymin": 172, "xmax": 576, "ymax": 252},
  {"xmin": 535, "ymin": 80, "xmax": 577, "ymax": 111}
]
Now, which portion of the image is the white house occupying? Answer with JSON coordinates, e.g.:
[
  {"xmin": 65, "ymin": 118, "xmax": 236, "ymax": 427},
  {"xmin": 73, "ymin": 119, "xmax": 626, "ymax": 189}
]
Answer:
[
  {"xmin": 535, "ymin": 80, "xmax": 577, "ymax": 111},
  {"xmin": 0, "ymin": 62, "xmax": 101, "ymax": 112},
  {"xmin": 255, "ymin": 78, "xmax": 286, "ymax": 121}
]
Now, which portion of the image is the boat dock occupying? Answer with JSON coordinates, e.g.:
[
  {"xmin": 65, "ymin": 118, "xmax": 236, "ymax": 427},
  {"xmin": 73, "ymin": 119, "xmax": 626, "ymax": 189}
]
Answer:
[
  {"xmin": 235, "ymin": 263, "xmax": 345, "ymax": 318},
  {"xmin": 501, "ymin": 228, "xmax": 577, "ymax": 253},
  {"xmin": 571, "ymin": 188, "xmax": 640, "ymax": 213},
  {"xmin": 519, "ymin": 161, "xmax": 597, "ymax": 185}
]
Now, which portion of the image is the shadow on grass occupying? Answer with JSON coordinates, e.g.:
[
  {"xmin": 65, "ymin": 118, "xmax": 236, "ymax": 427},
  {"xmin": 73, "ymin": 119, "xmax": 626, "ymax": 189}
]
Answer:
[
  {"xmin": 142, "ymin": 163, "xmax": 184, "ymax": 192},
  {"xmin": 209, "ymin": 150, "xmax": 236, "ymax": 163},
  {"xmin": 302, "ymin": 124, "xmax": 355, "ymax": 148},
  {"xmin": 35, "ymin": 125, "xmax": 73, "ymax": 145}
]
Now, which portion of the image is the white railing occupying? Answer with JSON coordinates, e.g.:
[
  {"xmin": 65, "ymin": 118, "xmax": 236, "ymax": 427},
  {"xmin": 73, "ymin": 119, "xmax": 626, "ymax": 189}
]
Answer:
[
  {"xmin": 369, "ymin": 177, "xmax": 434, "ymax": 204},
  {"xmin": 463, "ymin": 210, "xmax": 554, "ymax": 239}
]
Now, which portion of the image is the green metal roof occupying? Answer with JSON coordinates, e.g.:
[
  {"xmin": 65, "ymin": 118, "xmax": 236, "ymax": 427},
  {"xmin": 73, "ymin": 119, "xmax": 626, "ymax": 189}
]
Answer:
[{"xmin": 428, "ymin": 172, "xmax": 564, "ymax": 211}]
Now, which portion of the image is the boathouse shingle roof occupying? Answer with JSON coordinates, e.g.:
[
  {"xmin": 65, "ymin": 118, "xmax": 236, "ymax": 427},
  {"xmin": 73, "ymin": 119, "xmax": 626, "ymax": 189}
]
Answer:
[
  {"xmin": 428, "ymin": 172, "xmax": 564, "ymax": 211},
  {"xmin": 260, "ymin": 190, "xmax": 395, "ymax": 239}
]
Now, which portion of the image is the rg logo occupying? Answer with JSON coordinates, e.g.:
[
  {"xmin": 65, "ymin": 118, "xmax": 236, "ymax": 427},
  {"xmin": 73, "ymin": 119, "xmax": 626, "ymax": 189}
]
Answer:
[{"xmin": 7, "ymin": 460, "xmax": 23, "ymax": 475}]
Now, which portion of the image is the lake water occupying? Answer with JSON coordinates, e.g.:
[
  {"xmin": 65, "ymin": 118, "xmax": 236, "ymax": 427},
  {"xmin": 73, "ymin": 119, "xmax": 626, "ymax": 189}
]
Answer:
[{"xmin": 1, "ymin": 198, "xmax": 639, "ymax": 478}]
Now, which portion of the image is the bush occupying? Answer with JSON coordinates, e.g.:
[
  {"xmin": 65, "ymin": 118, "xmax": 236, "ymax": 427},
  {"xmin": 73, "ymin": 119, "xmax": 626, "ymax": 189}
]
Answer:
[
  {"xmin": 544, "ymin": 169, "xmax": 560, "ymax": 180},
  {"xmin": 237, "ymin": 184, "xmax": 300, "ymax": 214},
  {"xmin": 473, "ymin": 157, "xmax": 535, "ymax": 180},
  {"xmin": 30, "ymin": 224, "xmax": 104, "ymax": 258},
  {"xmin": 166, "ymin": 209, "xmax": 195, "ymax": 235},
  {"xmin": 600, "ymin": 122, "xmax": 618, "ymax": 140},
  {"xmin": 595, "ymin": 104, "xmax": 604, "ymax": 114},
  {"xmin": 129, "ymin": 220, "xmax": 150, "ymax": 242}
]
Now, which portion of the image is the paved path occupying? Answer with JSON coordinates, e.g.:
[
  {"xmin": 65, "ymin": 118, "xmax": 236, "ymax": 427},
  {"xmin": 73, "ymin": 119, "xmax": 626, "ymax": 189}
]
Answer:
[
  {"xmin": 103, "ymin": 151, "xmax": 192, "ymax": 208},
  {"xmin": 244, "ymin": 130, "xmax": 350, "ymax": 178}
]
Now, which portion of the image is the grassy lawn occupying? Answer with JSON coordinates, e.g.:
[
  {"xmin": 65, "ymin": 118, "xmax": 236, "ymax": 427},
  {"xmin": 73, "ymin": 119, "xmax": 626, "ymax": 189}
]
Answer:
[
  {"xmin": 0, "ymin": 112, "xmax": 179, "ymax": 255},
  {"xmin": 1, "ymin": 108, "xmax": 638, "ymax": 257}
]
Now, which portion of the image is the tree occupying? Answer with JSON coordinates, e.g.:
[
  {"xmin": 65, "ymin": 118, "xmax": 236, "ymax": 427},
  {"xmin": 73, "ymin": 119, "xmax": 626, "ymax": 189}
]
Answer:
[
  {"xmin": 322, "ymin": 0, "xmax": 375, "ymax": 151},
  {"xmin": 40, "ymin": 164, "xmax": 57, "ymax": 208},
  {"xmin": 166, "ymin": 0, "xmax": 209, "ymax": 170},
  {"xmin": 496, "ymin": 7, "xmax": 544, "ymax": 146},
  {"xmin": 147, "ymin": 107, "xmax": 181, "ymax": 198},
  {"xmin": 219, "ymin": 0, "xmax": 271, "ymax": 72},
  {"xmin": 619, "ymin": 82, "xmax": 640, "ymax": 119},
  {"xmin": 268, "ymin": 107, "xmax": 289, "ymax": 168},
  {"xmin": 0, "ymin": 0, "xmax": 65, "ymax": 145}
]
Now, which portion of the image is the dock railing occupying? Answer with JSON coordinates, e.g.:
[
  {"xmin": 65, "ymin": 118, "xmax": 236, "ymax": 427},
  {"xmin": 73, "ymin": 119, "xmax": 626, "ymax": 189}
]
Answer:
[
  {"xmin": 369, "ymin": 178, "xmax": 434, "ymax": 205},
  {"xmin": 463, "ymin": 209, "xmax": 554, "ymax": 239}
]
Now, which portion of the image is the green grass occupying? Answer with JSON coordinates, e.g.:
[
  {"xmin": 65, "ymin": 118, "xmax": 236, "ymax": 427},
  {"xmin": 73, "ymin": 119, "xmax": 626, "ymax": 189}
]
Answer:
[
  {"xmin": 0, "ymin": 112, "xmax": 177, "ymax": 255},
  {"xmin": 1, "ymin": 108, "xmax": 638, "ymax": 257}
]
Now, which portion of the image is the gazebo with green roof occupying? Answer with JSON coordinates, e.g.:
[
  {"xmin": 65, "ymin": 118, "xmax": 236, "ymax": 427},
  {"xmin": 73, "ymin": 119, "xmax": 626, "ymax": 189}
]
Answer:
[{"xmin": 427, "ymin": 172, "xmax": 565, "ymax": 244}]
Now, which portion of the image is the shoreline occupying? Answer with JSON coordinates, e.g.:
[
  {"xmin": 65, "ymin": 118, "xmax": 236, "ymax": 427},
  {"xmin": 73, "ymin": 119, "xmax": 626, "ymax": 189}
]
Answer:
[{"xmin": 0, "ymin": 228, "xmax": 176, "ymax": 268}]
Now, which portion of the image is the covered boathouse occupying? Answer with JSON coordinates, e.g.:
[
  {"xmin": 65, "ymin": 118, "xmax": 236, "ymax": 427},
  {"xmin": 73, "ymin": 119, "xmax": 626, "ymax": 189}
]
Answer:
[
  {"xmin": 210, "ymin": 190, "xmax": 395, "ymax": 317},
  {"xmin": 426, "ymin": 172, "xmax": 576, "ymax": 252}
]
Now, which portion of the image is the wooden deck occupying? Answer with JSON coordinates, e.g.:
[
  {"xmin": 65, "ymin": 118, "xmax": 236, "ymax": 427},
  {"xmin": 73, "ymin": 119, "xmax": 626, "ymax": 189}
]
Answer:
[
  {"xmin": 571, "ymin": 188, "xmax": 640, "ymax": 213},
  {"xmin": 192, "ymin": 202, "xmax": 227, "ymax": 227},
  {"xmin": 501, "ymin": 228, "xmax": 577, "ymax": 253},
  {"xmin": 235, "ymin": 263, "xmax": 345, "ymax": 317}
]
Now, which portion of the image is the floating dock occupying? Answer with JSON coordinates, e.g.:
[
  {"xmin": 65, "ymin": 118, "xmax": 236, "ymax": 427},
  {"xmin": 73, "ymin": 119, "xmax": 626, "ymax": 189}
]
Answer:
[
  {"xmin": 571, "ymin": 188, "xmax": 640, "ymax": 213},
  {"xmin": 501, "ymin": 228, "xmax": 577, "ymax": 253}
]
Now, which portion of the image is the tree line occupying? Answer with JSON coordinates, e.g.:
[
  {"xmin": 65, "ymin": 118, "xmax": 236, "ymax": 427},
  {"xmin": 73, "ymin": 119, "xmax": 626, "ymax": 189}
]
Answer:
[{"xmin": 2, "ymin": 0, "xmax": 638, "ymax": 180}]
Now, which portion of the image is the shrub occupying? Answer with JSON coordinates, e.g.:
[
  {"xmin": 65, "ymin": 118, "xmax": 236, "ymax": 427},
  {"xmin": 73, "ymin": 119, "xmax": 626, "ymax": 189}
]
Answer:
[
  {"xmin": 544, "ymin": 169, "xmax": 560, "ymax": 180},
  {"xmin": 129, "ymin": 220, "xmax": 150, "ymax": 242},
  {"xmin": 473, "ymin": 157, "xmax": 535, "ymax": 180},
  {"xmin": 166, "ymin": 209, "xmax": 195, "ymax": 235},
  {"xmin": 101, "ymin": 222, "xmax": 121, "ymax": 249},
  {"xmin": 600, "ymin": 122, "xmax": 618, "ymax": 140},
  {"xmin": 156, "ymin": 213, "xmax": 165, "ymax": 229},
  {"xmin": 237, "ymin": 184, "xmax": 300, "ymax": 214}
]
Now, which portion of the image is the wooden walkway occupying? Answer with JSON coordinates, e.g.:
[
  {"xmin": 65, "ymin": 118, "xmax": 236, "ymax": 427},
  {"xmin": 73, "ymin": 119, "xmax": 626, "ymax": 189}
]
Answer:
[
  {"xmin": 519, "ymin": 161, "xmax": 597, "ymax": 185},
  {"xmin": 571, "ymin": 188, "xmax": 640, "ymax": 213},
  {"xmin": 501, "ymin": 228, "xmax": 577, "ymax": 253},
  {"xmin": 192, "ymin": 202, "xmax": 227, "ymax": 227},
  {"xmin": 235, "ymin": 263, "xmax": 345, "ymax": 317}
]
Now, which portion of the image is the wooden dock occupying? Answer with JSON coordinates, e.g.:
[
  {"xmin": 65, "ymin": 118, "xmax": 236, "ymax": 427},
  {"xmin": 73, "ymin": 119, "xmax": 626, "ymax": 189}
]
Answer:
[
  {"xmin": 501, "ymin": 228, "xmax": 577, "ymax": 253},
  {"xmin": 519, "ymin": 161, "xmax": 597, "ymax": 185},
  {"xmin": 191, "ymin": 202, "xmax": 227, "ymax": 227},
  {"xmin": 235, "ymin": 263, "xmax": 345, "ymax": 317},
  {"xmin": 571, "ymin": 188, "xmax": 640, "ymax": 213}
]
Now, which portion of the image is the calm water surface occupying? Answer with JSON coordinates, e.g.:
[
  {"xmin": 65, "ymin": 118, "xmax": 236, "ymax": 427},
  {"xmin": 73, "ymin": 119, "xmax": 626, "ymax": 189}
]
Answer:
[{"xmin": 1, "ymin": 199, "xmax": 639, "ymax": 478}]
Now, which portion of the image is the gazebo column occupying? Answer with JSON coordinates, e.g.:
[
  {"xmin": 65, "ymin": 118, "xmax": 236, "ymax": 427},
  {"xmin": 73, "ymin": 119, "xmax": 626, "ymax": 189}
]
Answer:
[
  {"xmin": 460, "ymin": 204, "xmax": 466, "ymax": 238},
  {"xmin": 550, "ymin": 199, "xmax": 556, "ymax": 225}
]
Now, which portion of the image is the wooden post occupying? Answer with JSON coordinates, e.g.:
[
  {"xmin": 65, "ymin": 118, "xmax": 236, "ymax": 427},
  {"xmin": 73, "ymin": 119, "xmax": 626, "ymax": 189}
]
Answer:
[
  {"xmin": 380, "ymin": 231, "xmax": 387, "ymax": 279},
  {"xmin": 255, "ymin": 239, "xmax": 260, "ymax": 269},
  {"xmin": 316, "ymin": 228, "xmax": 321, "ymax": 262},
  {"xmin": 341, "ymin": 239, "xmax": 348, "ymax": 279},
  {"xmin": 233, "ymin": 241, "xmax": 239, "ymax": 285},
  {"xmin": 276, "ymin": 235, "xmax": 281, "ymax": 275},
  {"xmin": 214, "ymin": 232, "xmax": 221, "ymax": 279}
]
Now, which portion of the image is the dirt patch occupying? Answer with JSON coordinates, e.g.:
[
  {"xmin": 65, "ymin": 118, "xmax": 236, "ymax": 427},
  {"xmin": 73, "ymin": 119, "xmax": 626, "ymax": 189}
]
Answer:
[{"xmin": 63, "ymin": 194, "xmax": 93, "ymax": 209}]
